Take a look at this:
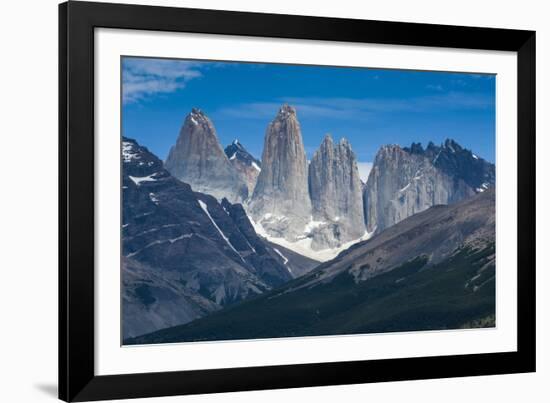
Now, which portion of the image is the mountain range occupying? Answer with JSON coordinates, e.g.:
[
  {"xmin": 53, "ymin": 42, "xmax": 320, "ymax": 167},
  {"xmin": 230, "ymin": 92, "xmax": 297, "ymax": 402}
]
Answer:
[
  {"xmin": 122, "ymin": 103, "xmax": 496, "ymax": 341},
  {"xmin": 161, "ymin": 105, "xmax": 494, "ymax": 257}
]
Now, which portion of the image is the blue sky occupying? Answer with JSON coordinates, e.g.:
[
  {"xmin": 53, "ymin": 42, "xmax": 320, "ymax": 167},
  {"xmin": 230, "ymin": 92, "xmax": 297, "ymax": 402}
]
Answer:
[{"xmin": 122, "ymin": 57, "xmax": 495, "ymax": 180}]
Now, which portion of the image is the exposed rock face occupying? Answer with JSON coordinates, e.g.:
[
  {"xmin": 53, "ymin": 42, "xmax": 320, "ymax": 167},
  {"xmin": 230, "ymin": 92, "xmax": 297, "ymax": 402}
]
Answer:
[
  {"xmin": 308, "ymin": 134, "xmax": 366, "ymax": 249},
  {"xmin": 248, "ymin": 105, "xmax": 312, "ymax": 240},
  {"xmin": 405, "ymin": 139, "xmax": 495, "ymax": 191},
  {"xmin": 122, "ymin": 137, "xmax": 293, "ymax": 339},
  {"xmin": 164, "ymin": 108, "xmax": 248, "ymax": 203},
  {"xmin": 364, "ymin": 143, "xmax": 477, "ymax": 233},
  {"xmin": 224, "ymin": 139, "xmax": 261, "ymax": 194}
]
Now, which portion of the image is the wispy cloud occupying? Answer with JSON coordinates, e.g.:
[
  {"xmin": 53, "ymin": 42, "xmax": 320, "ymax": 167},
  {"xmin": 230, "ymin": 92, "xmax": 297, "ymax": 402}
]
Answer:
[
  {"xmin": 215, "ymin": 92, "xmax": 494, "ymax": 121},
  {"xmin": 122, "ymin": 58, "xmax": 203, "ymax": 104},
  {"xmin": 216, "ymin": 101, "xmax": 372, "ymax": 121}
]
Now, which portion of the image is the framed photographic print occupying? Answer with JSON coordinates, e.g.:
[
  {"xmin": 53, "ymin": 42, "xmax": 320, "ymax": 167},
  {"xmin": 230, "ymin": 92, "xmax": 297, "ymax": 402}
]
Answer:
[{"xmin": 59, "ymin": 1, "xmax": 536, "ymax": 401}]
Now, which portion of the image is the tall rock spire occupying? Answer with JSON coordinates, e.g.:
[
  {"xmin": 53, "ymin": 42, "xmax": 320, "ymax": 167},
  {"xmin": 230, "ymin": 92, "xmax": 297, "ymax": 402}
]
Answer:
[
  {"xmin": 164, "ymin": 108, "xmax": 248, "ymax": 203},
  {"xmin": 248, "ymin": 105, "xmax": 311, "ymax": 240},
  {"xmin": 308, "ymin": 134, "xmax": 365, "ymax": 248}
]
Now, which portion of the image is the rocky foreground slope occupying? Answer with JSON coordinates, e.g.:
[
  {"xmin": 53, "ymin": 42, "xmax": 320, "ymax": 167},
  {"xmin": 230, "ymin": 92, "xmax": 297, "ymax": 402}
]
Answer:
[{"xmin": 127, "ymin": 188, "xmax": 495, "ymax": 344}]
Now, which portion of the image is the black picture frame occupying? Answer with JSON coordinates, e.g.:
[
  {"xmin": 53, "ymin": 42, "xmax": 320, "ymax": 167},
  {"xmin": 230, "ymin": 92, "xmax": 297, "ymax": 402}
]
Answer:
[{"xmin": 59, "ymin": 1, "xmax": 536, "ymax": 401}]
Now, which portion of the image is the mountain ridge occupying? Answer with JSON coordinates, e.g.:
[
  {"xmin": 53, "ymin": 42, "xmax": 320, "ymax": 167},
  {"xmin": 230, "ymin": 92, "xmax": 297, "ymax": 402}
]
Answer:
[
  {"xmin": 122, "ymin": 137, "xmax": 311, "ymax": 339},
  {"xmin": 364, "ymin": 139, "xmax": 494, "ymax": 233}
]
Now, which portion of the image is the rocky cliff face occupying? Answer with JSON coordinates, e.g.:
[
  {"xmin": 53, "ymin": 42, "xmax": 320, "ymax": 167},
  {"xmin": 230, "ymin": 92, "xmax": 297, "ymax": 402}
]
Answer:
[
  {"xmin": 405, "ymin": 139, "xmax": 495, "ymax": 191},
  {"xmin": 224, "ymin": 139, "xmax": 261, "ymax": 195},
  {"xmin": 164, "ymin": 108, "xmax": 248, "ymax": 203},
  {"xmin": 122, "ymin": 137, "xmax": 294, "ymax": 339},
  {"xmin": 248, "ymin": 105, "xmax": 312, "ymax": 240},
  {"xmin": 364, "ymin": 140, "xmax": 494, "ymax": 233},
  {"xmin": 308, "ymin": 134, "xmax": 366, "ymax": 249}
]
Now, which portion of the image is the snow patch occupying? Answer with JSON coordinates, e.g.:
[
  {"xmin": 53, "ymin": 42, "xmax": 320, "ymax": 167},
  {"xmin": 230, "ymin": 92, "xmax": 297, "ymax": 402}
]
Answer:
[
  {"xmin": 472, "ymin": 154, "xmax": 479, "ymax": 160},
  {"xmin": 198, "ymin": 200, "xmax": 243, "ymax": 260},
  {"xmin": 251, "ymin": 161, "xmax": 261, "ymax": 171},
  {"xmin": 304, "ymin": 218, "xmax": 327, "ymax": 234},
  {"xmin": 399, "ymin": 183, "xmax": 411, "ymax": 192},
  {"xmin": 122, "ymin": 141, "xmax": 140, "ymax": 163},
  {"xmin": 266, "ymin": 231, "xmax": 372, "ymax": 262},
  {"xmin": 273, "ymin": 248, "xmax": 289, "ymax": 265},
  {"xmin": 125, "ymin": 233, "xmax": 193, "ymax": 257},
  {"xmin": 230, "ymin": 152, "xmax": 237, "ymax": 160},
  {"xmin": 432, "ymin": 149, "xmax": 442, "ymax": 164},
  {"xmin": 149, "ymin": 192, "xmax": 159, "ymax": 204},
  {"xmin": 129, "ymin": 173, "xmax": 158, "ymax": 185},
  {"xmin": 273, "ymin": 248, "xmax": 292, "ymax": 274},
  {"xmin": 476, "ymin": 182, "xmax": 490, "ymax": 193},
  {"xmin": 246, "ymin": 211, "xmax": 371, "ymax": 262}
]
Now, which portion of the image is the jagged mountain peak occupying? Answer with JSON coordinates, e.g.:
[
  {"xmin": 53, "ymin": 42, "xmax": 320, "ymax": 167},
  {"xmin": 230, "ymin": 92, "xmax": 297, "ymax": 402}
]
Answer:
[
  {"xmin": 185, "ymin": 108, "xmax": 210, "ymax": 127},
  {"xmin": 339, "ymin": 137, "xmax": 351, "ymax": 147},
  {"xmin": 443, "ymin": 138, "xmax": 462, "ymax": 152},
  {"xmin": 375, "ymin": 144, "xmax": 408, "ymax": 161},
  {"xmin": 224, "ymin": 140, "xmax": 261, "ymax": 195},
  {"xmin": 404, "ymin": 138, "xmax": 495, "ymax": 188},
  {"xmin": 405, "ymin": 142, "xmax": 425, "ymax": 155},
  {"xmin": 316, "ymin": 134, "xmax": 334, "ymax": 153},
  {"xmin": 404, "ymin": 138, "xmax": 483, "ymax": 162},
  {"xmin": 318, "ymin": 134, "xmax": 352, "ymax": 151},
  {"xmin": 122, "ymin": 136, "xmax": 164, "ymax": 175},
  {"xmin": 322, "ymin": 133, "xmax": 334, "ymax": 143},
  {"xmin": 164, "ymin": 109, "xmax": 248, "ymax": 203},
  {"xmin": 224, "ymin": 140, "xmax": 260, "ymax": 166},
  {"xmin": 277, "ymin": 104, "xmax": 297, "ymax": 117}
]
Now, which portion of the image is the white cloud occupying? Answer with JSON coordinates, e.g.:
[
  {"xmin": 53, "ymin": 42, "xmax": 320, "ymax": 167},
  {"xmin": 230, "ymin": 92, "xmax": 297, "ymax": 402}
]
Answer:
[
  {"xmin": 122, "ymin": 58, "xmax": 203, "ymax": 103},
  {"xmin": 215, "ymin": 91, "xmax": 493, "ymax": 121},
  {"xmin": 356, "ymin": 162, "xmax": 373, "ymax": 182}
]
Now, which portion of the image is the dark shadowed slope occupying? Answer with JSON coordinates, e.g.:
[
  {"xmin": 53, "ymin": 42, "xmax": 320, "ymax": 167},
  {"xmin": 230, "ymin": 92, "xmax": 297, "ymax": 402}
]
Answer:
[{"xmin": 122, "ymin": 137, "xmax": 294, "ymax": 339}]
